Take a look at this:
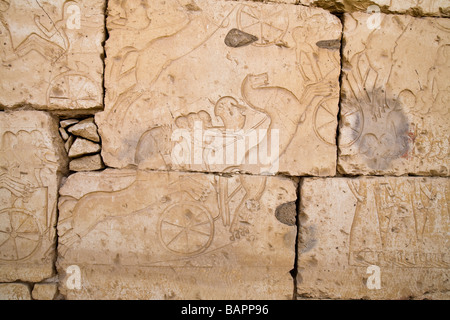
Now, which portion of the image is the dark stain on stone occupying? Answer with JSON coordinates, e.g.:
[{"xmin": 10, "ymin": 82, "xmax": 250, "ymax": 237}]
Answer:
[
  {"xmin": 225, "ymin": 28, "xmax": 258, "ymax": 48},
  {"xmin": 347, "ymin": 89, "xmax": 412, "ymax": 170},
  {"xmin": 275, "ymin": 201, "xmax": 297, "ymax": 226},
  {"xmin": 316, "ymin": 39, "xmax": 341, "ymax": 50}
]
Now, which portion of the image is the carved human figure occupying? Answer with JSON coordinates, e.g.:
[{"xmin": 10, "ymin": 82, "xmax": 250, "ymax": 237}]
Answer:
[
  {"xmin": 0, "ymin": 1, "xmax": 80, "ymax": 64},
  {"xmin": 107, "ymin": 0, "xmax": 235, "ymax": 126},
  {"xmin": 348, "ymin": 180, "xmax": 382, "ymax": 266}
]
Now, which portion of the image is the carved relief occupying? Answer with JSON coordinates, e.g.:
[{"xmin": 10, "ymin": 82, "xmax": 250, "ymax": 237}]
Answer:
[
  {"xmin": 339, "ymin": 13, "xmax": 450, "ymax": 175},
  {"xmin": 0, "ymin": 0, "xmax": 104, "ymax": 111},
  {"xmin": 97, "ymin": 0, "xmax": 342, "ymax": 176},
  {"xmin": 57, "ymin": 170, "xmax": 297, "ymax": 299},
  {"xmin": 0, "ymin": 111, "xmax": 66, "ymax": 282},
  {"xmin": 298, "ymin": 178, "xmax": 450, "ymax": 299}
]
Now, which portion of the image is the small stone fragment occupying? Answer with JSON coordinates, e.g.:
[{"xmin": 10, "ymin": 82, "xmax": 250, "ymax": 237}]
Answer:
[
  {"xmin": 31, "ymin": 283, "xmax": 58, "ymax": 300},
  {"xmin": 68, "ymin": 138, "xmax": 101, "ymax": 158},
  {"xmin": 65, "ymin": 135, "xmax": 75, "ymax": 154},
  {"xmin": 59, "ymin": 127, "xmax": 69, "ymax": 141},
  {"xmin": 68, "ymin": 118, "xmax": 100, "ymax": 143},
  {"xmin": 0, "ymin": 283, "xmax": 31, "ymax": 300},
  {"xmin": 69, "ymin": 154, "xmax": 105, "ymax": 172},
  {"xmin": 60, "ymin": 119, "xmax": 79, "ymax": 129},
  {"xmin": 225, "ymin": 28, "xmax": 258, "ymax": 48}
]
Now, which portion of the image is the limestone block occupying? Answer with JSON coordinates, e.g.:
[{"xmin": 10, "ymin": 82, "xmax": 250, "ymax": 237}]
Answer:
[
  {"xmin": 57, "ymin": 169, "xmax": 297, "ymax": 299},
  {"xmin": 68, "ymin": 138, "xmax": 101, "ymax": 158},
  {"xmin": 0, "ymin": 111, "xmax": 67, "ymax": 282},
  {"xmin": 297, "ymin": 177, "xmax": 450, "ymax": 299},
  {"xmin": 0, "ymin": 283, "xmax": 31, "ymax": 300},
  {"xmin": 339, "ymin": 13, "xmax": 450, "ymax": 176},
  {"xmin": 32, "ymin": 283, "xmax": 58, "ymax": 300},
  {"xmin": 69, "ymin": 154, "xmax": 104, "ymax": 172},
  {"xmin": 0, "ymin": 0, "xmax": 104, "ymax": 113},
  {"xmin": 300, "ymin": 0, "xmax": 450, "ymax": 16},
  {"xmin": 97, "ymin": 0, "xmax": 342, "ymax": 176},
  {"xmin": 67, "ymin": 118, "xmax": 100, "ymax": 142}
]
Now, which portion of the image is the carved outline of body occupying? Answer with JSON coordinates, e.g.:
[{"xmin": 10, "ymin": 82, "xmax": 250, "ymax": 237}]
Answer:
[{"xmin": 107, "ymin": 5, "xmax": 237, "ymax": 127}]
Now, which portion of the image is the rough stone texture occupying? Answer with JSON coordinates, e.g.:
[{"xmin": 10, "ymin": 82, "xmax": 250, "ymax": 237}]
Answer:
[
  {"xmin": 57, "ymin": 169, "xmax": 297, "ymax": 299},
  {"xmin": 67, "ymin": 118, "xmax": 100, "ymax": 142},
  {"xmin": 300, "ymin": 0, "xmax": 450, "ymax": 16},
  {"xmin": 338, "ymin": 13, "xmax": 450, "ymax": 176},
  {"xmin": 0, "ymin": 283, "xmax": 31, "ymax": 300},
  {"xmin": 297, "ymin": 177, "xmax": 450, "ymax": 300},
  {"xmin": 0, "ymin": 111, "xmax": 67, "ymax": 282},
  {"xmin": 0, "ymin": 0, "xmax": 104, "ymax": 113},
  {"xmin": 68, "ymin": 138, "xmax": 101, "ymax": 158},
  {"xmin": 69, "ymin": 154, "xmax": 104, "ymax": 172},
  {"xmin": 31, "ymin": 283, "xmax": 58, "ymax": 300},
  {"xmin": 97, "ymin": 0, "xmax": 342, "ymax": 176}
]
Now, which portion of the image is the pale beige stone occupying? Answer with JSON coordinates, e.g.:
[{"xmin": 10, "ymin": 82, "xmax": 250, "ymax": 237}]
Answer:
[
  {"xmin": 68, "ymin": 118, "xmax": 100, "ymax": 142},
  {"xmin": 96, "ymin": 0, "xmax": 342, "ymax": 176},
  {"xmin": 0, "ymin": 283, "xmax": 31, "ymax": 300},
  {"xmin": 69, "ymin": 154, "xmax": 104, "ymax": 172},
  {"xmin": 297, "ymin": 177, "xmax": 450, "ymax": 299},
  {"xmin": 57, "ymin": 170, "xmax": 297, "ymax": 299},
  {"xmin": 59, "ymin": 127, "xmax": 69, "ymax": 141},
  {"xmin": 68, "ymin": 138, "xmax": 101, "ymax": 158},
  {"xmin": 300, "ymin": 0, "xmax": 450, "ymax": 16},
  {"xmin": 31, "ymin": 283, "xmax": 58, "ymax": 300},
  {"xmin": 0, "ymin": 0, "xmax": 104, "ymax": 112},
  {"xmin": 339, "ymin": 13, "xmax": 450, "ymax": 176},
  {"xmin": 65, "ymin": 135, "xmax": 75, "ymax": 154},
  {"xmin": 60, "ymin": 119, "xmax": 79, "ymax": 129},
  {"xmin": 0, "ymin": 111, "xmax": 67, "ymax": 282}
]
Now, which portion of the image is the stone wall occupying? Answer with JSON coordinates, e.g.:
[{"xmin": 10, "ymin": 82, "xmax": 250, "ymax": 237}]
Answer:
[{"xmin": 0, "ymin": 0, "xmax": 448, "ymax": 300}]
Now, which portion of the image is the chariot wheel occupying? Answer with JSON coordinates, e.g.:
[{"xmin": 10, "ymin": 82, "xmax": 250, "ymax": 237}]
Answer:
[
  {"xmin": 237, "ymin": 4, "xmax": 289, "ymax": 47},
  {"xmin": 314, "ymin": 98, "xmax": 339, "ymax": 146},
  {"xmin": 158, "ymin": 203, "xmax": 214, "ymax": 256},
  {"xmin": 47, "ymin": 73, "xmax": 100, "ymax": 109},
  {"xmin": 0, "ymin": 208, "xmax": 42, "ymax": 261},
  {"xmin": 339, "ymin": 102, "xmax": 364, "ymax": 147}
]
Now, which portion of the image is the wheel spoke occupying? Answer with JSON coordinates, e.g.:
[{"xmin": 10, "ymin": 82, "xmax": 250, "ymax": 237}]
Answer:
[
  {"xmin": 74, "ymin": 79, "xmax": 90, "ymax": 100},
  {"xmin": 265, "ymin": 10, "xmax": 286, "ymax": 20},
  {"xmin": 317, "ymin": 120, "xmax": 335, "ymax": 131},
  {"xmin": 17, "ymin": 232, "xmax": 40, "ymax": 242},
  {"xmin": 188, "ymin": 228, "xmax": 211, "ymax": 237},
  {"xmin": 343, "ymin": 110, "xmax": 360, "ymax": 117},
  {"xmin": 263, "ymin": 22, "xmax": 284, "ymax": 33},
  {"xmin": 320, "ymin": 104, "xmax": 336, "ymax": 117},
  {"xmin": 193, "ymin": 220, "xmax": 211, "ymax": 228},
  {"xmin": 241, "ymin": 20, "xmax": 261, "ymax": 30},
  {"xmin": 162, "ymin": 220, "xmax": 185, "ymax": 230},
  {"xmin": 248, "ymin": 7, "xmax": 261, "ymax": 20},
  {"xmin": 241, "ymin": 9, "xmax": 259, "ymax": 22},
  {"xmin": 0, "ymin": 236, "xmax": 11, "ymax": 249},
  {"xmin": 15, "ymin": 215, "xmax": 31, "ymax": 233},
  {"xmin": 166, "ymin": 229, "xmax": 186, "ymax": 247}
]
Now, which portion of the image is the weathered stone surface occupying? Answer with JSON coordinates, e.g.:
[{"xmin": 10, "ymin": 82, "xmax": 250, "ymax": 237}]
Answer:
[
  {"xmin": 300, "ymin": 0, "xmax": 450, "ymax": 16},
  {"xmin": 0, "ymin": 111, "xmax": 67, "ymax": 282},
  {"xmin": 0, "ymin": 0, "xmax": 104, "ymax": 112},
  {"xmin": 60, "ymin": 119, "xmax": 79, "ymax": 129},
  {"xmin": 31, "ymin": 283, "xmax": 58, "ymax": 300},
  {"xmin": 0, "ymin": 283, "xmax": 31, "ymax": 300},
  {"xmin": 69, "ymin": 154, "xmax": 104, "ymax": 172},
  {"xmin": 339, "ymin": 13, "xmax": 450, "ymax": 176},
  {"xmin": 97, "ymin": 0, "xmax": 342, "ymax": 176},
  {"xmin": 68, "ymin": 118, "xmax": 100, "ymax": 142},
  {"xmin": 68, "ymin": 138, "xmax": 101, "ymax": 158},
  {"xmin": 297, "ymin": 177, "xmax": 450, "ymax": 299},
  {"xmin": 59, "ymin": 127, "xmax": 69, "ymax": 141},
  {"xmin": 57, "ymin": 169, "xmax": 297, "ymax": 299},
  {"xmin": 65, "ymin": 135, "xmax": 75, "ymax": 154}
]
